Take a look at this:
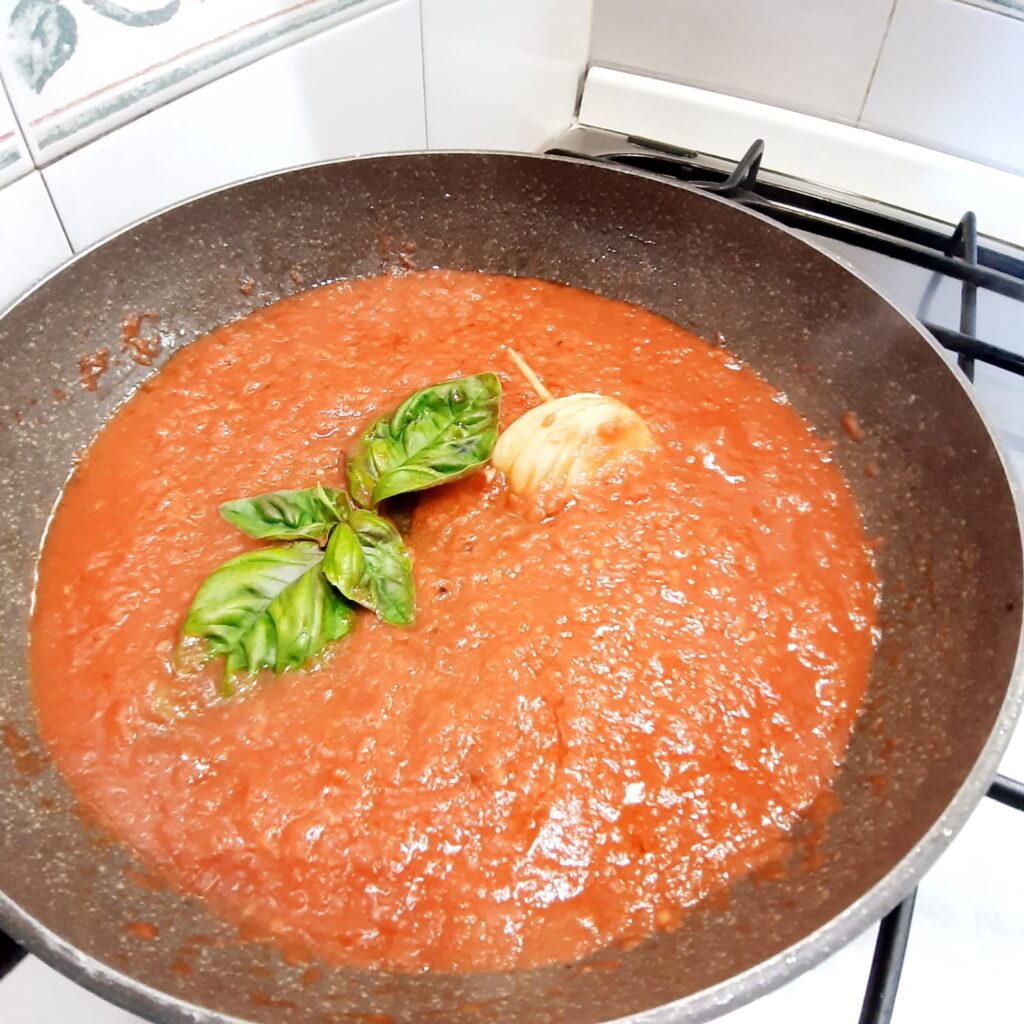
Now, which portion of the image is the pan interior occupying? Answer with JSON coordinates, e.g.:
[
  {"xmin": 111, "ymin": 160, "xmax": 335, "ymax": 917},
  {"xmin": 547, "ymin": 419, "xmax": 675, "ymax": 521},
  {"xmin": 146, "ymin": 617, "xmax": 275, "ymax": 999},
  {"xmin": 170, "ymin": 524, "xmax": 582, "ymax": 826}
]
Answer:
[{"xmin": 0, "ymin": 153, "xmax": 1021, "ymax": 1024}]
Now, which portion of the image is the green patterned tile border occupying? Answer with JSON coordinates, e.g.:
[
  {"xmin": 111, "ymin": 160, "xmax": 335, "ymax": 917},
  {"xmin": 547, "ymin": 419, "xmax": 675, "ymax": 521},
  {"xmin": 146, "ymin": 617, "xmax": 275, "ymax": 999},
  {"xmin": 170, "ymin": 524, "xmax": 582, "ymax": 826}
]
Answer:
[
  {"xmin": 37, "ymin": 0, "xmax": 375, "ymax": 154},
  {"xmin": 0, "ymin": 146, "xmax": 21, "ymax": 173},
  {"xmin": 959, "ymin": 0, "xmax": 1024, "ymax": 19}
]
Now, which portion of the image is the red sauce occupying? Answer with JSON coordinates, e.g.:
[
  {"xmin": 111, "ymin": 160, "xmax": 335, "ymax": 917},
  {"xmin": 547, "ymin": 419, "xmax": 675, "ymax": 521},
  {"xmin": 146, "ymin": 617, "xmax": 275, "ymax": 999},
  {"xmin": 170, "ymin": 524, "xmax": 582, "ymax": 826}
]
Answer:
[
  {"xmin": 123, "ymin": 866, "xmax": 163, "ymax": 891},
  {"xmin": 171, "ymin": 958, "xmax": 192, "ymax": 977},
  {"xmin": 76, "ymin": 347, "xmax": 109, "ymax": 392},
  {"xmin": 1, "ymin": 723, "xmax": 46, "ymax": 779},
  {"xmin": 840, "ymin": 409, "xmax": 865, "ymax": 443},
  {"xmin": 31, "ymin": 271, "xmax": 877, "ymax": 972},
  {"xmin": 120, "ymin": 312, "xmax": 161, "ymax": 367}
]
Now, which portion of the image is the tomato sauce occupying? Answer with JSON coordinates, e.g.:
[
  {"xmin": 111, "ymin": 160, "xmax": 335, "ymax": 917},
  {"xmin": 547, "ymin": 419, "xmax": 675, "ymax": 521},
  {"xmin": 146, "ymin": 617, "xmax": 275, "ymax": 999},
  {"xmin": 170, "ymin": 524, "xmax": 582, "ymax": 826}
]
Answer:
[{"xmin": 31, "ymin": 271, "xmax": 877, "ymax": 972}]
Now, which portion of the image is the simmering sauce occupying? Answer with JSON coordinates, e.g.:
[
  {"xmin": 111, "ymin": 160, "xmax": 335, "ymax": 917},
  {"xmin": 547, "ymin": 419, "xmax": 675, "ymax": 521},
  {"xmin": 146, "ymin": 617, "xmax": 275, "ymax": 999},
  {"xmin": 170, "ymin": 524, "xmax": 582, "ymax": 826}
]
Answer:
[{"xmin": 31, "ymin": 271, "xmax": 877, "ymax": 972}]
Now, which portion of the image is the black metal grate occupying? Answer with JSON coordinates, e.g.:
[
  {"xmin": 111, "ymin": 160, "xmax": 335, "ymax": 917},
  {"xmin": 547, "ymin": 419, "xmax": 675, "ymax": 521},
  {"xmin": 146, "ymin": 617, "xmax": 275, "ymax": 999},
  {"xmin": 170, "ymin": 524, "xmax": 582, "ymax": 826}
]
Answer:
[
  {"xmin": 858, "ymin": 771, "xmax": 1024, "ymax": 1024},
  {"xmin": 1, "ymin": 141, "xmax": 1022, "ymax": 1023},
  {"xmin": 0, "ymin": 931, "xmax": 24, "ymax": 980},
  {"xmin": 549, "ymin": 137, "xmax": 1024, "ymax": 378},
  {"xmin": 548, "ymin": 135, "xmax": 1024, "ymax": 1024}
]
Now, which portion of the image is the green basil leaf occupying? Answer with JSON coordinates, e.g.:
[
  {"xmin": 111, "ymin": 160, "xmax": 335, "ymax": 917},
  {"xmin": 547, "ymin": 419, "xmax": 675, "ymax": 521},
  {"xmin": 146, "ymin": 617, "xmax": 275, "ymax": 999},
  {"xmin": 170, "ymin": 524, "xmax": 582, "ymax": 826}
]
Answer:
[
  {"xmin": 221, "ymin": 616, "xmax": 275, "ymax": 688},
  {"xmin": 324, "ymin": 509, "xmax": 414, "ymax": 626},
  {"xmin": 314, "ymin": 481, "xmax": 348, "ymax": 521},
  {"xmin": 347, "ymin": 373, "xmax": 501, "ymax": 507},
  {"xmin": 264, "ymin": 557, "xmax": 354, "ymax": 673},
  {"xmin": 322, "ymin": 521, "xmax": 364, "ymax": 594},
  {"xmin": 219, "ymin": 485, "xmax": 349, "ymax": 542},
  {"xmin": 181, "ymin": 543, "xmax": 355, "ymax": 689}
]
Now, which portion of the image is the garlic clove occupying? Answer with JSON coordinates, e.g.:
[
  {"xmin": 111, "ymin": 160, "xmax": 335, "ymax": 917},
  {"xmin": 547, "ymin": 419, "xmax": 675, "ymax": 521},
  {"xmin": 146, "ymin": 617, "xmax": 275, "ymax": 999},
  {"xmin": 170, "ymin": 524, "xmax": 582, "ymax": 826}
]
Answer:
[{"xmin": 493, "ymin": 392, "xmax": 657, "ymax": 507}]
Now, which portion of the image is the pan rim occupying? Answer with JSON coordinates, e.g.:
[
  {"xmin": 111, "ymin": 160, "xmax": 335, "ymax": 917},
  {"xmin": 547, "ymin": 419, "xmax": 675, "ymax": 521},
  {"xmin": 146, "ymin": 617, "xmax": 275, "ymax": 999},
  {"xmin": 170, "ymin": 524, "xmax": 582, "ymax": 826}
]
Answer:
[{"xmin": 1, "ymin": 148, "xmax": 1022, "ymax": 1024}]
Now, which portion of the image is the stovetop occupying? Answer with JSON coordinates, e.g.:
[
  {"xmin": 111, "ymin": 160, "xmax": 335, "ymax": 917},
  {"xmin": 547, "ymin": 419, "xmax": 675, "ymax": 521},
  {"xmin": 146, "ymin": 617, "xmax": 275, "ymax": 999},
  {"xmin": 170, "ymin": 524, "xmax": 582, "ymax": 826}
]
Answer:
[{"xmin": 2, "ymin": 127, "xmax": 1023, "ymax": 1023}]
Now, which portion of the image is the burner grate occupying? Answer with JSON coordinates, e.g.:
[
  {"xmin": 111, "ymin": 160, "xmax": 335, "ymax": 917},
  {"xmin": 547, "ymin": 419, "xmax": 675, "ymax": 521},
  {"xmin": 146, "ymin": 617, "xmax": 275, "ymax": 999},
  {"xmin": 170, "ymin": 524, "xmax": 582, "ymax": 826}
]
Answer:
[
  {"xmin": 549, "ymin": 138, "xmax": 1024, "ymax": 377},
  {"xmin": 0, "ymin": 932, "xmax": 23, "ymax": 980}
]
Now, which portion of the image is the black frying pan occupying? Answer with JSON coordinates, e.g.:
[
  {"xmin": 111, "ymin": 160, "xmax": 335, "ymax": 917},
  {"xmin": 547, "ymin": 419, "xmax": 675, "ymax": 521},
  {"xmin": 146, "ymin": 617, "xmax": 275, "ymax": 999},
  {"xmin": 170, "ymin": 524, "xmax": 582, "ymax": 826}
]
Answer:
[{"xmin": 1, "ymin": 153, "xmax": 1021, "ymax": 1023}]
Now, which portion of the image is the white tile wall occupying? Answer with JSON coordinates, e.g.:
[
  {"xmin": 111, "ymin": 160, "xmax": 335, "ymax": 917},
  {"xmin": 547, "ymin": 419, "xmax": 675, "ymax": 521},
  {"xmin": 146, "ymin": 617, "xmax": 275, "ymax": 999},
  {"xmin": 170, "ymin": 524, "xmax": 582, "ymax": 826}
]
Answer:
[
  {"xmin": 0, "ymin": 170, "xmax": 72, "ymax": 309},
  {"xmin": 1, "ymin": 0, "xmax": 383, "ymax": 164},
  {"xmin": 588, "ymin": 0, "xmax": 1024, "ymax": 175},
  {"xmin": 589, "ymin": 0, "xmax": 897, "ymax": 124},
  {"xmin": 42, "ymin": 0, "xmax": 426, "ymax": 251},
  {"xmin": 860, "ymin": 0, "xmax": 1024, "ymax": 175},
  {"xmin": 420, "ymin": 0, "xmax": 591, "ymax": 150}
]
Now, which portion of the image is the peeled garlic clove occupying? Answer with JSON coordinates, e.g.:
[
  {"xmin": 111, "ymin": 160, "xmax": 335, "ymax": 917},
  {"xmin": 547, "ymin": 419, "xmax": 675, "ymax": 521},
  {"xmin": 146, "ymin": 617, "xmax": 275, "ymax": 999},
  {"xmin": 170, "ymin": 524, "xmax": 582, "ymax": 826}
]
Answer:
[{"xmin": 493, "ymin": 393, "xmax": 657, "ymax": 507}]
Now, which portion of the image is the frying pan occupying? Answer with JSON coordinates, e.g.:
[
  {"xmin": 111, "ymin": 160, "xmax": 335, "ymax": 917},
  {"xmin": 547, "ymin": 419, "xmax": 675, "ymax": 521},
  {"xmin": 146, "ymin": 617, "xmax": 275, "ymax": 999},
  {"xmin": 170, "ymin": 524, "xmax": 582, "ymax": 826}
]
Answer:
[{"xmin": 1, "ymin": 152, "xmax": 1022, "ymax": 1024}]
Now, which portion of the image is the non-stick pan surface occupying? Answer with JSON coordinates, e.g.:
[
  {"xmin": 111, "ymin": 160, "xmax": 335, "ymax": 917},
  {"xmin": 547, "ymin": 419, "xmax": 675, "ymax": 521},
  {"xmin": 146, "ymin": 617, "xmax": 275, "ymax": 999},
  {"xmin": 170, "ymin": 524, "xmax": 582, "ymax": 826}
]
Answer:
[{"xmin": 1, "ymin": 153, "xmax": 1021, "ymax": 1024}]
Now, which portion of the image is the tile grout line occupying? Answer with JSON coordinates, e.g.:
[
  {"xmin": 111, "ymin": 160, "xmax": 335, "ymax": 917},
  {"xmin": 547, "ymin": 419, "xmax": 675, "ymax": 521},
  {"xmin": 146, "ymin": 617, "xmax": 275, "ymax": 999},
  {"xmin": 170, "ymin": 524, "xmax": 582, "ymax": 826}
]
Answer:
[
  {"xmin": 36, "ymin": 170, "xmax": 75, "ymax": 252},
  {"xmin": 857, "ymin": 0, "xmax": 900, "ymax": 124},
  {"xmin": 0, "ymin": 66, "xmax": 74, "ymax": 250}
]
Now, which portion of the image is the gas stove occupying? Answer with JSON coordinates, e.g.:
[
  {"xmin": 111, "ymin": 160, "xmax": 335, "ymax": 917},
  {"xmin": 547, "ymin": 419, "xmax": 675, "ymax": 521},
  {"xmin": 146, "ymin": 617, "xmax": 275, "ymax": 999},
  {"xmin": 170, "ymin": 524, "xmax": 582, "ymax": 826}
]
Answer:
[{"xmin": 3, "ymin": 76, "xmax": 1024, "ymax": 1024}]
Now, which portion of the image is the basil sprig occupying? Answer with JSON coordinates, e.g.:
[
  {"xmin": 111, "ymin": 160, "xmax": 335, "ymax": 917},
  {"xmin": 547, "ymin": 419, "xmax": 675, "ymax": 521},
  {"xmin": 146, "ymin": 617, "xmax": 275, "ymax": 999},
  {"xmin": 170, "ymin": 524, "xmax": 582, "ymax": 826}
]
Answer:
[
  {"xmin": 347, "ymin": 373, "xmax": 501, "ymax": 507},
  {"xmin": 179, "ymin": 374, "xmax": 501, "ymax": 696}
]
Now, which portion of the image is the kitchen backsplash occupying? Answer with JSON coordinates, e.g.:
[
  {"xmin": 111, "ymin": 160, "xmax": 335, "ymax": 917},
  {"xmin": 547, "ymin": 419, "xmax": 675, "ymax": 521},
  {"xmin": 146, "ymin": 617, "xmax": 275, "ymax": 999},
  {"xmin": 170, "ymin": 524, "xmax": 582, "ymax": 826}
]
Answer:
[
  {"xmin": 1, "ymin": 0, "xmax": 382, "ymax": 162},
  {"xmin": 590, "ymin": 0, "xmax": 1024, "ymax": 175},
  {"xmin": 0, "ymin": 0, "xmax": 428, "ymax": 307},
  {"xmin": 0, "ymin": 0, "xmax": 588, "ymax": 306}
]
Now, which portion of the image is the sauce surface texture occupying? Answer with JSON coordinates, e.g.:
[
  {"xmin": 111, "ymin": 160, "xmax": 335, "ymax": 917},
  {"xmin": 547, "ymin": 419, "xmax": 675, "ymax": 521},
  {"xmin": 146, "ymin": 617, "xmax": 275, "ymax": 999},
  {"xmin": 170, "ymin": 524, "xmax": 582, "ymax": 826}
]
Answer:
[{"xmin": 31, "ymin": 271, "xmax": 877, "ymax": 972}]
